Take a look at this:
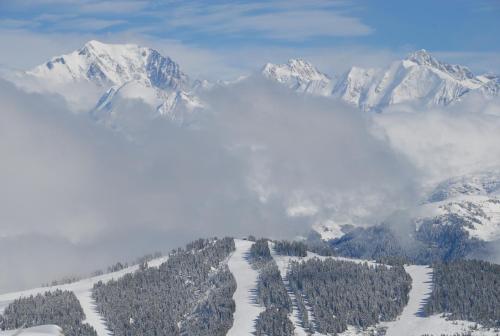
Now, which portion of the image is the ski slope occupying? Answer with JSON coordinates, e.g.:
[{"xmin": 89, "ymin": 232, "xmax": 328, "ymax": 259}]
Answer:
[
  {"xmin": 226, "ymin": 239, "xmax": 264, "ymax": 336},
  {"xmin": 381, "ymin": 265, "xmax": 497, "ymax": 336},
  {"xmin": 383, "ymin": 265, "xmax": 433, "ymax": 336},
  {"xmin": 0, "ymin": 325, "xmax": 63, "ymax": 336},
  {"xmin": 271, "ymin": 248, "xmax": 313, "ymax": 336},
  {"xmin": 0, "ymin": 256, "xmax": 168, "ymax": 336}
]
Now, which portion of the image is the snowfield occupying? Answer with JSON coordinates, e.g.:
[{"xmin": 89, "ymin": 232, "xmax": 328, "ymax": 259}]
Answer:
[
  {"xmin": 226, "ymin": 239, "xmax": 264, "ymax": 336},
  {"xmin": 0, "ymin": 325, "xmax": 63, "ymax": 336},
  {"xmin": 0, "ymin": 256, "xmax": 168, "ymax": 336},
  {"xmin": 383, "ymin": 265, "xmax": 433, "ymax": 336}
]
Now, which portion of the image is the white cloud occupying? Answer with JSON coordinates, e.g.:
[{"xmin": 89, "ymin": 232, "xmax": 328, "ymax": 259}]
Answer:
[
  {"xmin": 375, "ymin": 97, "xmax": 500, "ymax": 184},
  {"xmin": 162, "ymin": 0, "xmax": 372, "ymax": 40},
  {"xmin": 0, "ymin": 77, "xmax": 417, "ymax": 291}
]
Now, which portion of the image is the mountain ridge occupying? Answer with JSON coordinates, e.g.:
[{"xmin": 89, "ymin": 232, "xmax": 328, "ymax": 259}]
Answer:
[
  {"xmin": 263, "ymin": 49, "xmax": 499, "ymax": 111},
  {"xmin": 5, "ymin": 41, "xmax": 499, "ymax": 127}
]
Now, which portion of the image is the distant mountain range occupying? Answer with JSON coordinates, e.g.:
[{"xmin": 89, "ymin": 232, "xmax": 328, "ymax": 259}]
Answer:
[
  {"xmin": 4, "ymin": 41, "xmax": 499, "ymax": 131},
  {"xmin": 263, "ymin": 50, "xmax": 500, "ymax": 111}
]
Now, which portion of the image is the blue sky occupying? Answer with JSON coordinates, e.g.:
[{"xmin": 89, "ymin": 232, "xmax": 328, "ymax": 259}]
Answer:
[{"xmin": 0, "ymin": 0, "xmax": 499, "ymax": 78}]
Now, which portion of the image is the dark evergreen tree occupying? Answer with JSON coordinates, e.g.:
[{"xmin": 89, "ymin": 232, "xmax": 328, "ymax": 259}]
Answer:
[
  {"xmin": 287, "ymin": 258, "xmax": 412, "ymax": 334},
  {"xmin": 274, "ymin": 241, "xmax": 307, "ymax": 257},
  {"xmin": 249, "ymin": 239, "xmax": 295, "ymax": 335},
  {"xmin": 0, "ymin": 290, "xmax": 97, "ymax": 336},
  {"xmin": 424, "ymin": 259, "xmax": 500, "ymax": 328},
  {"xmin": 92, "ymin": 237, "xmax": 236, "ymax": 336}
]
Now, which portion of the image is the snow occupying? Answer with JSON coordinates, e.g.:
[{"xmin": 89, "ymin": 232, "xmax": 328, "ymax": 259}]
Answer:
[
  {"xmin": 270, "ymin": 251, "xmax": 498, "ymax": 336},
  {"xmin": 0, "ymin": 325, "xmax": 63, "ymax": 336},
  {"xmin": 383, "ymin": 265, "xmax": 433, "ymax": 336},
  {"xmin": 262, "ymin": 59, "xmax": 332, "ymax": 96},
  {"xmin": 75, "ymin": 290, "xmax": 111, "ymax": 336},
  {"xmin": 226, "ymin": 239, "xmax": 264, "ymax": 336},
  {"xmin": 271, "ymin": 247, "xmax": 381, "ymax": 336},
  {"xmin": 9, "ymin": 40, "xmax": 200, "ymax": 126},
  {"xmin": 271, "ymin": 248, "xmax": 312, "ymax": 336},
  {"xmin": 264, "ymin": 51, "xmax": 499, "ymax": 112},
  {"xmin": 416, "ymin": 194, "xmax": 500, "ymax": 242},
  {"xmin": 0, "ymin": 255, "xmax": 168, "ymax": 336},
  {"xmin": 338, "ymin": 265, "xmax": 497, "ymax": 336}
]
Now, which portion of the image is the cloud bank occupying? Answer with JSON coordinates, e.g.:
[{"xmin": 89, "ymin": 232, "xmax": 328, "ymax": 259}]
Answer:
[
  {"xmin": 2, "ymin": 73, "xmax": 500, "ymax": 292},
  {"xmin": 0, "ymin": 77, "xmax": 416, "ymax": 291}
]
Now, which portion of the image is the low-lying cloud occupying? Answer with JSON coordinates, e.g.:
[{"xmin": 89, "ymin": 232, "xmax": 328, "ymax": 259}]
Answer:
[
  {"xmin": 375, "ymin": 95, "xmax": 500, "ymax": 185},
  {"xmin": 2, "ymin": 76, "xmax": 500, "ymax": 292},
  {"xmin": 0, "ymin": 77, "xmax": 418, "ymax": 291}
]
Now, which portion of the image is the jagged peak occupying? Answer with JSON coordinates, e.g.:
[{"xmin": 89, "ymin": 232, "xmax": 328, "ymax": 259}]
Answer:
[
  {"xmin": 262, "ymin": 58, "xmax": 330, "ymax": 82},
  {"xmin": 406, "ymin": 49, "xmax": 436, "ymax": 65},
  {"xmin": 78, "ymin": 40, "xmax": 147, "ymax": 57},
  {"xmin": 287, "ymin": 58, "xmax": 313, "ymax": 67},
  {"xmin": 83, "ymin": 39, "xmax": 108, "ymax": 49},
  {"xmin": 28, "ymin": 39, "xmax": 189, "ymax": 91},
  {"xmin": 405, "ymin": 49, "xmax": 476, "ymax": 80}
]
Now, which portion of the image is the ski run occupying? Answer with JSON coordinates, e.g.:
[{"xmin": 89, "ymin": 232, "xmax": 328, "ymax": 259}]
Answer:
[{"xmin": 1, "ymin": 240, "xmax": 497, "ymax": 335}]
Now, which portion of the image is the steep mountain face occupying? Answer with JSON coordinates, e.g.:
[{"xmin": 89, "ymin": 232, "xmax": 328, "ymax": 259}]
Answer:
[
  {"xmin": 334, "ymin": 50, "xmax": 490, "ymax": 111},
  {"xmin": 20, "ymin": 40, "xmax": 200, "ymax": 128},
  {"xmin": 13, "ymin": 44, "xmax": 500, "ymax": 124},
  {"xmin": 28, "ymin": 40, "xmax": 189, "ymax": 90},
  {"xmin": 263, "ymin": 50, "xmax": 500, "ymax": 111},
  {"xmin": 261, "ymin": 59, "xmax": 333, "ymax": 96}
]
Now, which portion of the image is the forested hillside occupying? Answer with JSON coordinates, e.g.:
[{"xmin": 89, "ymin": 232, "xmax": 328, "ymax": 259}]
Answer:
[
  {"xmin": 92, "ymin": 237, "xmax": 236, "ymax": 336},
  {"xmin": 249, "ymin": 239, "xmax": 294, "ymax": 336},
  {"xmin": 424, "ymin": 259, "xmax": 500, "ymax": 328},
  {"xmin": 287, "ymin": 258, "xmax": 412, "ymax": 334},
  {"xmin": 0, "ymin": 290, "xmax": 97, "ymax": 336}
]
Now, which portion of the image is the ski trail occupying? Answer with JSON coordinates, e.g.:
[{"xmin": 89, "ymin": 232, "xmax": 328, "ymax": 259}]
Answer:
[
  {"xmin": 226, "ymin": 239, "xmax": 264, "ymax": 336},
  {"xmin": 271, "ymin": 249, "xmax": 311, "ymax": 336},
  {"xmin": 0, "ymin": 255, "xmax": 169, "ymax": 336},
  {"xmin": 75, "ymin": 290, "xmax": 111, "ymax": 336},
  {"xmin": 383, "ymin": 265, "xmax": 433, "ymax": 336}
]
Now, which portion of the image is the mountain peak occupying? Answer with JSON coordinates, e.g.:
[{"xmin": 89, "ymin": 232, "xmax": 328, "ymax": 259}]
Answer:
[
  {"xmin": 83, "ymin": 39, "xmax": 108, "ymax": 49},
  {"xmin": 405, "ymin": 49, "xmax": 476, "ymax": 80},
  {"xmin": 263, "ymin": 58, "xmax": 329, "ymax": 81},
  {"xmin": 262, "ymin": 58, "xmax": 332, "ymax": 95},
  {"xmin": 28, "ymin": 40, "xmax": 189, "ymax": 90},
  {"xmin": 406, "ymin": 49, "xmax": 436, "ymax": 65}
]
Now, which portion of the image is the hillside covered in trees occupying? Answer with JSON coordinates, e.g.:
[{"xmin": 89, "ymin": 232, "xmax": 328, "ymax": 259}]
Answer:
[
  {"xmin": 424, "ymin": 259, "xmax": 500, "ymax": 328},
  {"xmin": 287, "ymin": 258, "xmax": 412, "ymax": 334},
  {"xmin": 0, "ymin": 290, "xmax": 97, "ymax": 336},
  {"xmin": 92, "ymin": 237, "xmax": 236, "ymax": 336}
]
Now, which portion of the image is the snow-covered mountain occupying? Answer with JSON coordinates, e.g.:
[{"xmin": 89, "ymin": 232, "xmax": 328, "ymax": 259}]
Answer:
[
  {"xmin": 27, "ymin": 40, "xmax": 189, "ymax": 90},
  {"xmin": 263, "ymin": 50, "xmax": 500, "ymax": 111},
  {"xmin": 261, "ymin": 58, "xmax": 333, "ymax": 96},
  {"xmin": 416, "ymin": 171, "xmax": 500, "ymax": 242},
  {"xmin": 10, "ymin": 40, "xmax": 202, "ymax": 128},
  {"xmin": 6, "ymin": 42, "xmax": 499, "ymax": 125}
]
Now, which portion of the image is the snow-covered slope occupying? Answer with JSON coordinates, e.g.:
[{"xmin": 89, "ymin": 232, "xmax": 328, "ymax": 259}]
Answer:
[
  {"xmin": 27, "ymin": 40, "xmax": 188, "ymax": 90},
  {"xmin": 416, "ymin": 171, "xmax": 500, "ymax": 242},
  {"xmin": 9, "ymin": 40, "xmax": 202, "ymax": 128},
  {"xmin": 0, "ymin": 325, "xmax": 63, "ymax": 336},
  {"xmin": 333, "ymin": 50, "xmax": 493, "ymax": 111},
  {"xmin": 226, "ymin": 239, "xmax": 264, "ymax": 336},
  {"xmin": 0, "ymin": 255, "xmax": 168, "ymax": 336},
  {"xmin": 263, "ymin": 51, "xmax": 500, "ymax": 112},
  {"xmin": 262, "ymin": 59, "xmax": 333, "ymax": 96}
]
